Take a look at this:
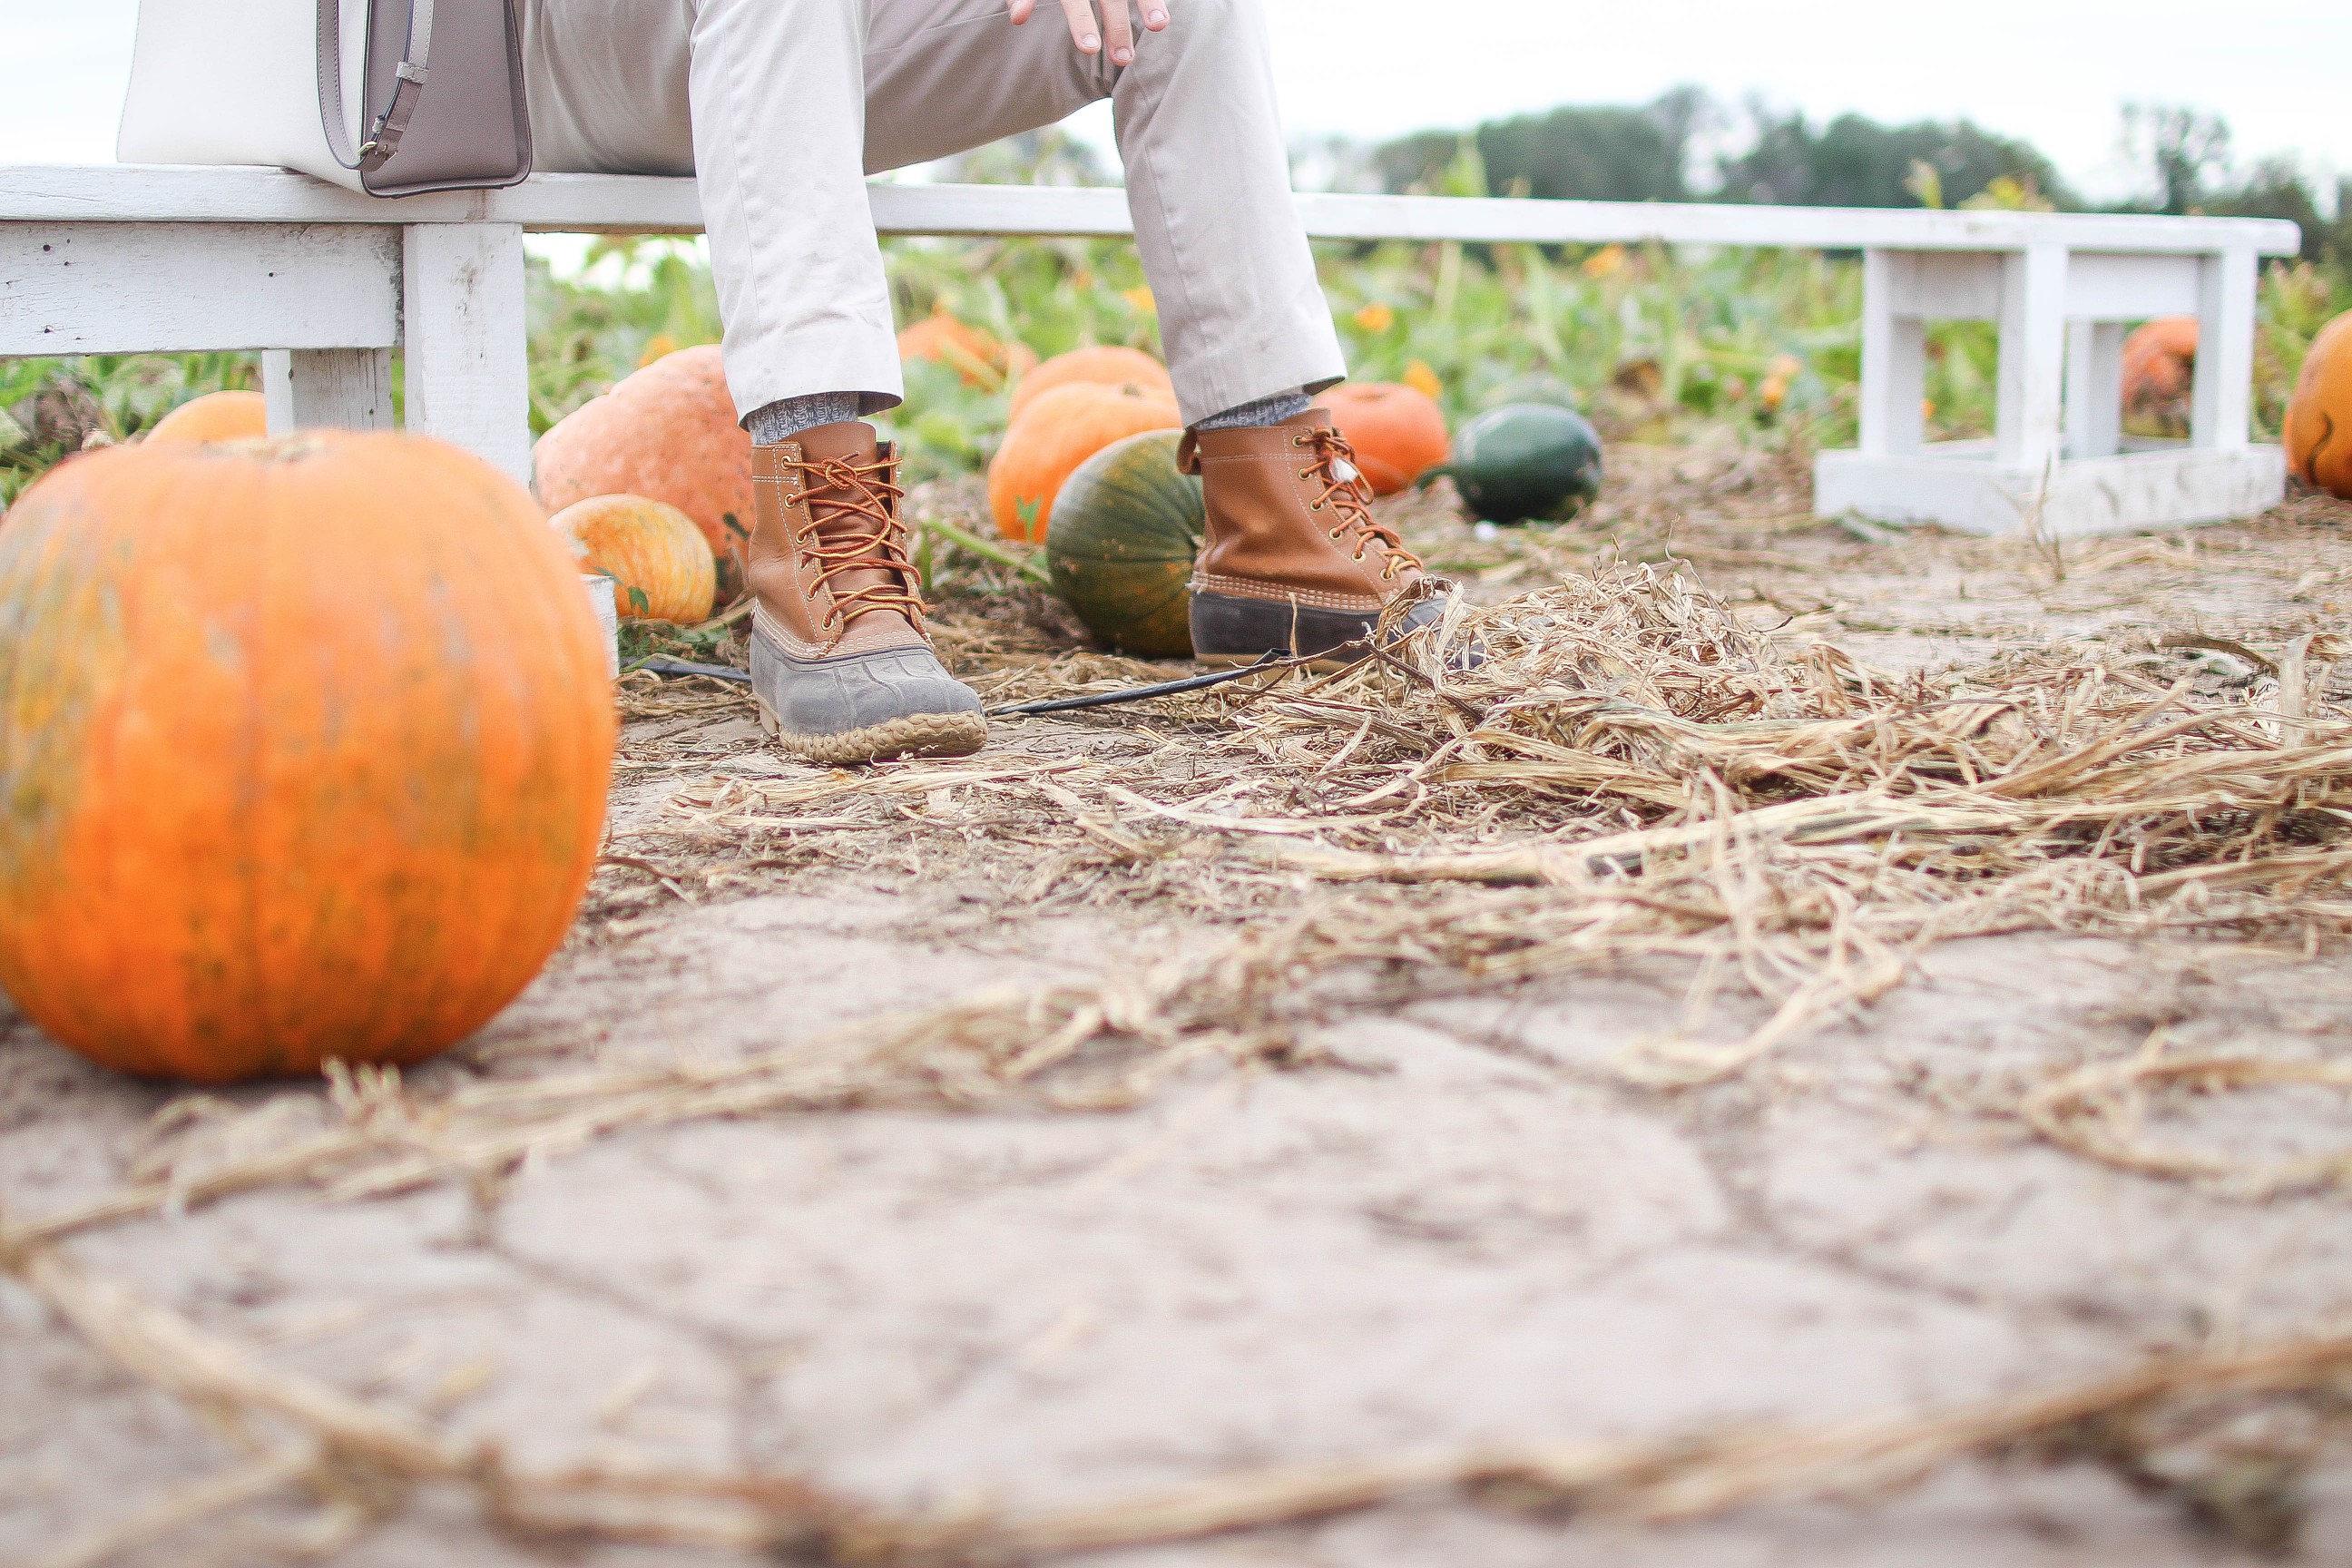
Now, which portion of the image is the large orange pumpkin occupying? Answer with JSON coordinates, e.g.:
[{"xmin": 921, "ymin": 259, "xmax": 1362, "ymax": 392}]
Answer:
[
  {"xmin": 2122, "ymin": 317, "xmax": 2198, "ymax": 429},
  {"xmin": 898, "ymin": 307, "xmax": 1038, "ymax": 388},
  {"xmin": 0, "ymin": 433, "xmax": 615, "ymax": 1083},
  {"xmin": 535, "ymin": 345, "xmax": 748, "ymax": 600},
  {"xmin": 987, "ymin": 380, "xmax": 1181, "ymax": 542},
  {"xmin": 147, "ymin": 390, "xmax": 269, "ymax": 446},
  {"xmin": 554, "ymin": 494, "xmax": 719, "ymax": 624},
  {"xmin": 1010, "ymin": 346, "xmax": 1174, "ymax": 422},
  {"xmin": 1320, "ymin": 382, "xmax": 1450, "ymax": 495},
  {"xmin": 2286, "ymin": 310, "xmax": 2352, "ymax": 499}
]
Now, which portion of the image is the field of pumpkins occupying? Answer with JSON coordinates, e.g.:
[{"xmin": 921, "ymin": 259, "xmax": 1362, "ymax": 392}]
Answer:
[
  {"xmin": 16, "ymin": 217, "xmax": 2352, "ymax": 1568},
  {"xmin": 2, "ymin": 230, "xmax": 2351, "ymax": 1091}
]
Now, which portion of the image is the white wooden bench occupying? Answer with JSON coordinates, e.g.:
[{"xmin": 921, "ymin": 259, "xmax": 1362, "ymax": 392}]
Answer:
[{"xmin": 1, "ymin": 165, "xmax": 2300, "ymax": 536}]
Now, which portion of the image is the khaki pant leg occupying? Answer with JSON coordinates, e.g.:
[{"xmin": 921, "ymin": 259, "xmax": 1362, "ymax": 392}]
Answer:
[
  {"xmin": 524, "ymin": 0, "xmax": 1342, "ymax": 424},
  {"xmin": 862, "ymin": 0, "xmax": 1344, "ymax": 423},
  {"xmin": 527, "ymin": 0, "xmax": 901, "ymax": 419}
]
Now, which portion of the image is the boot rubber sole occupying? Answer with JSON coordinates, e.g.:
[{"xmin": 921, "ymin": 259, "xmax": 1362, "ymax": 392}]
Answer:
[{"xmin": 756, "ymin": 698, "xmax": 986, "ymax": 765}]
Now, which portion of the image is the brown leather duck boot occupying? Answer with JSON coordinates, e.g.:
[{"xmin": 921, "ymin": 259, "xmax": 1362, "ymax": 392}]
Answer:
[
  {"xmin": 1179, "ymin": 407, "xmax": 1446, "ymax": 666},
  {"xmin": 746, "ymin": 420, "xmax": 985, "ymax": 764}
]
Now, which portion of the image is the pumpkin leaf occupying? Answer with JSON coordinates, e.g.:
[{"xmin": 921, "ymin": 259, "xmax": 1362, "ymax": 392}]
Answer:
[{"xmin": 627, "ymin": 584, "xmax": 652, "ymax": 616}]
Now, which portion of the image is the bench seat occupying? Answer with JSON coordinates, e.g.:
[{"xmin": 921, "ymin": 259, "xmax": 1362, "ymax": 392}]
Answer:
[{"xmin": 0, "ymin": 164, "xmax": 2302, "ymax": 536}]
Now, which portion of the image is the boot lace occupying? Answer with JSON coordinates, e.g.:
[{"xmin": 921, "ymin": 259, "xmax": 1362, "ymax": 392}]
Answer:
[
  {"xmin": 1292, "ymin": 428, "xmax": 1422, "ymax": 582},
  {"xmin": 781, "ymin": 455, "xmax": 926, "ymax": 631}
]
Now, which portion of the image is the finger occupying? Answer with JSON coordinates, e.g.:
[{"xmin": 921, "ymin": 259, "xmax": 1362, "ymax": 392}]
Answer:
[
  {"xmin": 1141, "ymin": 2, "xmax": 1169, "ymax": 30},
  {"xmin": 1100, "ymin": 0, "xmax": 1136, "ymax": 64},
  {"xmin": 1007, "ymin": 0, "xmax": 1037, "ymax": 21},
  {"xmin": 1055, "ymin": 0, "xmax": 1102, "ymax": 54}
]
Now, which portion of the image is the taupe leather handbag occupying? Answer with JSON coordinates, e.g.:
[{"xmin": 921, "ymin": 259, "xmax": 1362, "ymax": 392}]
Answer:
[
  {"xmin": 319, "ymin": 0, "xmax": 534, "ymax": 195},
  {"xmin": 118, "ymin": 0, "xmax": 532, "ymax": 197}
]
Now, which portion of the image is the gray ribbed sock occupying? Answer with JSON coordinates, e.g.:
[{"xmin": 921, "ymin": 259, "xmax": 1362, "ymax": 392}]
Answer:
[
  {"xmin": 746, "ymin": 392, "xmax": 862, "ymax": 446},
  {"xmin": 1192, "ymin": 388, "xmax": 1314, "ymax": 431}
]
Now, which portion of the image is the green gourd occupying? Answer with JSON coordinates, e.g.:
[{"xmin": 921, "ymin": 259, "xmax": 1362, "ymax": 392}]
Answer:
[
  {"xmin": 1431, "ymin": 403, "xmax": 1604, "ymax": 524},
  {"xmin": 1044, "ymin": 429, "xmax": 1204, "ymax": 658}
]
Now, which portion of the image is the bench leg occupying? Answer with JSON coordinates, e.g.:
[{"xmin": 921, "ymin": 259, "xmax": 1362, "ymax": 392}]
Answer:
[
  {"xmin": 2063, "ymin": 321, "xmax": 2123, "ymax": 460},
  {"xmin": 1995, "ymin": 243, "xmax": 2069, "ymax": 472},
  {"xmin": 2191, "ymin": 245, "xmax": 2257, "ymax": 452},
  {"xmin": 401, "ymin": 222, "xmax": 534, "ymax": 489},
  {"xmin": 261, "ymin": 348, "xmax": 395, "ymax": 436},
  {"xmin": 1857, "ymin": 250, "xmax": 1926, "ymax": 456}
]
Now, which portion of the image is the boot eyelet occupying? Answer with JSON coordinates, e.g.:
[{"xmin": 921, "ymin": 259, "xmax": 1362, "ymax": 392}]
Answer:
[
  {"xmin": 1328, "ymin": 528, "xmax": 1346, "ymax": 542},
  {"xmin": 1310, "ymin": 501, "xmax": 1325, "ymax": 511}
]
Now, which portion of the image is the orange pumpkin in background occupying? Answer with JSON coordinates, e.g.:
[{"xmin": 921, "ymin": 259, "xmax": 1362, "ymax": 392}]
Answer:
[
  {"xmin": 1010, "ymin": 346, "xmax": 1174, "ymax": 421},
  {"xmin": 2286, "ymin": 310, "xmax": 2352, "ymax": 499},
  {"xmin": 535, "ymin": 345, "xmax": 748, "ymax": 599},
  {"xmin": 988, "ymin": 380, "xmax": 1182, "ymax": 541},
  {"xmin": 554, "ymin": 494, "xmax": 719, "ymax": 624},
  {"xmin": 898, "ymin": 306, "xmax": 1038, "ymax": 388},
  {"xmin": 1320, "ymin": 381, "xmax": 1451, "ymax": 494},
  {"xmin": 0, "ymin": 433, "xmax": 614, "ymax": 1083},
  {"xmin": 2121, "ymin": 317, "xmax": 2198, "ymax": 429},
  {"xmin": 146, "ymin": 389, "xmax": 269, "ymax": 446}
]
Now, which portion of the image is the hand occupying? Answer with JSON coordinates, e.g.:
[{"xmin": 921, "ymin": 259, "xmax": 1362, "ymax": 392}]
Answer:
[{"xmin": 1007, "ymin": 1, "xmax": 1171, "ymax": 68}]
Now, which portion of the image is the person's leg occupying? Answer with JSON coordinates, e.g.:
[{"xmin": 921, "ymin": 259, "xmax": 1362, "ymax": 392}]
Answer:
[
  {"xmin": 861, "ymin": 0, "xmax": 1340, "ymax": 426},
  {"xmin": 526, "ymin": 0, "xmax": 902, "ymax": 420},
  {"xmin": 526, "ymin": 0, "xmax": 981, "ymax": 763},
  {"xmin": 863, "ymin": 1, "xmax": 1436, "ymax": 662}
]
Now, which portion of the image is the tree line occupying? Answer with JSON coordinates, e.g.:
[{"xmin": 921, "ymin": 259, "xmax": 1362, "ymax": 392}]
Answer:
[{"xmin": 1338, "ymin": 93, "xmax": 2348, "ymax": 261}]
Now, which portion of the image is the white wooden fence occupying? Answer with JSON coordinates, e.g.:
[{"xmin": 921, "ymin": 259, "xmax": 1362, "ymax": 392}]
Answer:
[{"xmin": 0, "ymin": 165, "xmax": 2301, "ymax": 535}]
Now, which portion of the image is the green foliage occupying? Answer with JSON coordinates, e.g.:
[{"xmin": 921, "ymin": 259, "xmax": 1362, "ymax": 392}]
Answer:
[
  {"xmin": 1720, "ymin": 111, "xmax": 2070, "ymax": 211},
  {"xmin": 1475, "ymin": 90, "xmax": 1709, "ymax": 204},
  {"xmin": 2, "ymin": 352, "xmax": 260, "ymax": 506},
  {"xmin": 7, "ymin": 218, "xmax": 2350, "ymax": 512},
  {"xmin": 526, "ymin": 239, "xmax": 724, "ymax": 436}
]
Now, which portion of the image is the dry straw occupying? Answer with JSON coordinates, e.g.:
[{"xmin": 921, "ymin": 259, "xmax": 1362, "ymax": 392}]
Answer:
[
  {"xmin": 15, "ymin": 509, "xmax": 2352, "ymax": 1561},
  {"xmin": 7, "ymin": 1198, "xmax": 2349, "ymax": 1566}
]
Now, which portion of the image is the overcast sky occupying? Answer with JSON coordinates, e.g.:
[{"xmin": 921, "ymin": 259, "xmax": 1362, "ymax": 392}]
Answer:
[{"xmin": 6, "ymin": 0, "xmax": 2347, "ymax": 207}]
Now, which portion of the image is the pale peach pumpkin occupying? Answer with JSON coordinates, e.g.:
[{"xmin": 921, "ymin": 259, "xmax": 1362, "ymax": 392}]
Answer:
[
  {"xmin": 898, "ymin": 307, "xmax": 1037, "ymax": 388},
  {"xmin": 987, "ymin": 380, "xmax": 1182, "ymax": 542},
  {"xmin": 0, "ymin": 433, "xmax": 614, "ymax": 1083},
  {"xmin": 554, "ymin": 494, "xmax": 719, "ymax": 624},
  {"xmin": 146, "ymin": 390, "xmax": 269, "ymax": 446},
  {"xmin": 1320, "ymin": 381, "xmax": 1450, "ymax": 495},
  {"xmin": 1009, "ymin": 346, "xmax": 1174, "ymax": 422},
  {"xmin": 534, "ymin": 345, "xmax": 748, "ymax": 600}
]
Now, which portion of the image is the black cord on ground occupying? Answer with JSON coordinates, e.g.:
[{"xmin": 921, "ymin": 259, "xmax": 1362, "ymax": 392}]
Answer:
[{"xmin": 631, "ymin": 656, "xmax": 753, "ymax": 683}]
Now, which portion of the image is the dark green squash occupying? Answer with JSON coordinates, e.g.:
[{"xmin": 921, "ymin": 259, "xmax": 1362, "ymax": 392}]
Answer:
[
  {"xmin": 1434, "ymin": 403, "xmax": 1604, "ymax": 524},
  {"xmin": 1044, "ymin": 429, "xmax": 1204, "ymax": 658}
]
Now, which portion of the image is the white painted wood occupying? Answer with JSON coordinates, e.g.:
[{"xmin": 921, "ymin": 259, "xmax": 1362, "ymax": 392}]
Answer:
[
  {"xmin": 0, "ymin": 221, "xmax": 397, "ymax": 355},
  {"xmin": 2063, "ymin": 321, "xmax": 2125, "ymax": 461},
  {"xmin": 0, "ymin": 166, "xmax": 2306, "ymax": 256},
  {"xmin": 1816, "ymin": 446, "xmax": 2287, "ymax": 537},
  {"xmin": 261, "ymin": 347, "xmax": 394, "ymax": 434},
  {"xmin": 1879, "ymin": 250, "xmax": 2004, "ymax": 321},
  {"xmin": 401, "ymin": 223, "xmax": 531, "ymax": 485},
  {"xmin": 1995, "ymin": 244, "xmax": 2071, "ymax": 471},
  {"xmin": 0, "ymin": 162, "xmax": 2300, "ymax": 536},
  {"xmin": 2063, "ymin": 253, "xmax": 2201, "ymax": 321},
  {"xmin": 2192, "ymin": 245, "xmax": 2258, "ymax": 453},
  {"xmin": 1857, "ymin": 250, "xmax": 1925, "ymax": 456}
]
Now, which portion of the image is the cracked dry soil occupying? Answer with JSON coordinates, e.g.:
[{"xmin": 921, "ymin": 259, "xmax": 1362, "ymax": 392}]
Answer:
[{"xmin": 7, "ymin": 448, "xmax": 2352, "ymax": 1566}]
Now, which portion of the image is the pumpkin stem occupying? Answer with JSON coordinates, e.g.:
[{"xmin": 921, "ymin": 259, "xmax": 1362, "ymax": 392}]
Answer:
[{"xmin": 916, "ymin": 514, "xmax": 1054, "ymax": 587}]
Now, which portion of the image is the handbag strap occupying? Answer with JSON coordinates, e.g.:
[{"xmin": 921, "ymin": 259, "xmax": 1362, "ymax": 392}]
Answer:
[{"xmin": 317, "ymin": 0, "xmax": 437, "ymax": 174}]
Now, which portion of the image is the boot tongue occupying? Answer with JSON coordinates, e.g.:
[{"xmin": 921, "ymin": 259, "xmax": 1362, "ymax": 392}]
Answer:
[{"xmin": 793, "ymin": 420, "xmax": 916, "ymax": 632}]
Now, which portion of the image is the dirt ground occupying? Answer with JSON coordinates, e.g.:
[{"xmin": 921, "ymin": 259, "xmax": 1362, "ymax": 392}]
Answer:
[{"xmin": 8, "ymin": 443, "xmax": 2352, "ymax": 1566}]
